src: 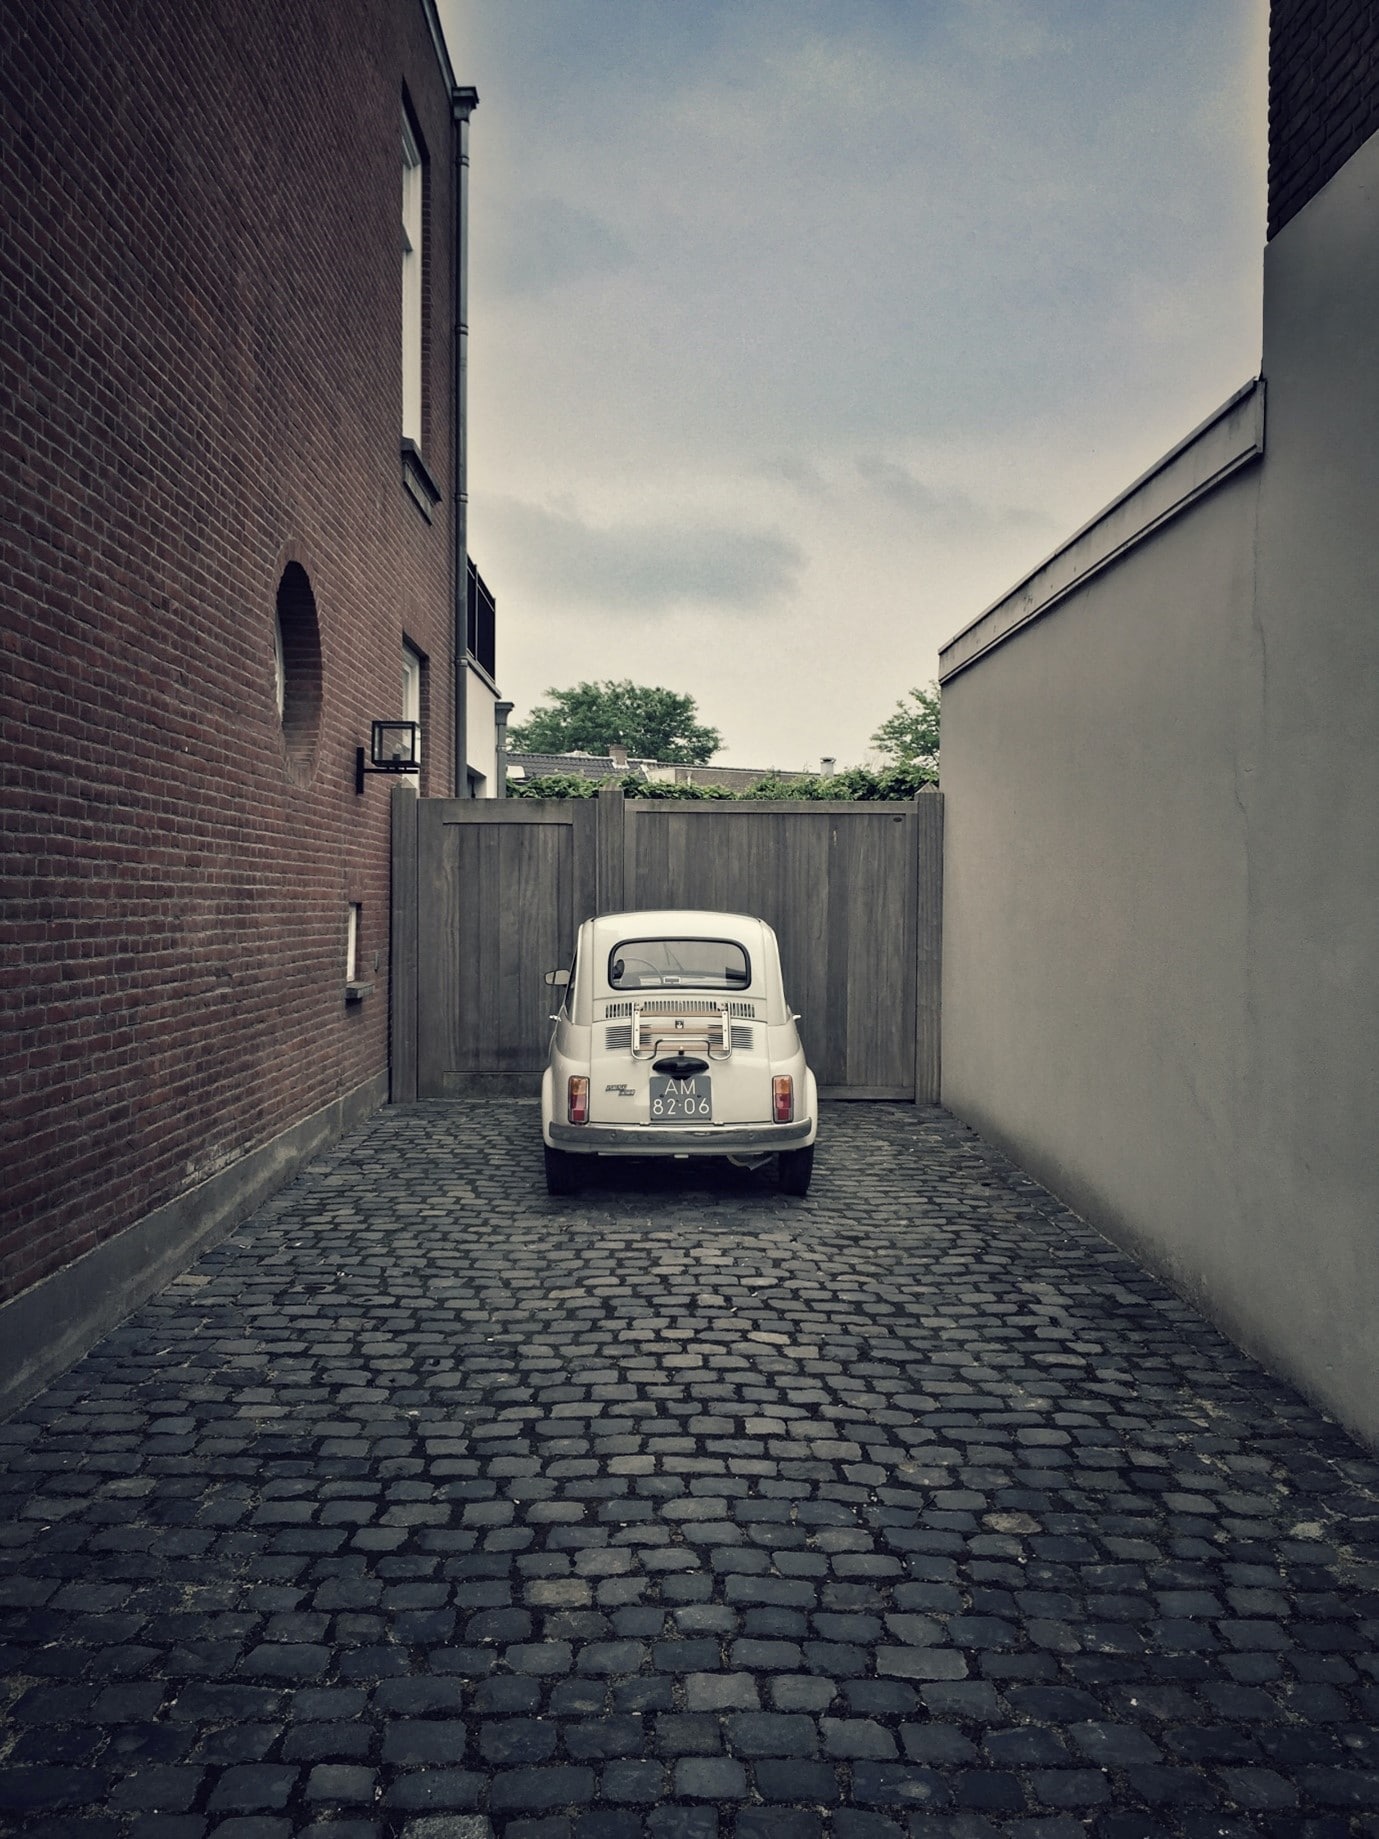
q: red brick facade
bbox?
[1,0,465,1303]
[1268,0,1379,235]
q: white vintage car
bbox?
[541,908,817,1197]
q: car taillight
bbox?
[772,1075,794,1123]
[567,1076,589,1124]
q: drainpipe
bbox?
[451,85,479,795]
[494,700,514,798]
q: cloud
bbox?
[491,196,632,298]
[854,454,1052,538]
[483,497,804,612]
[465,1,1264,477]
[950,0,1055,63]
[758,454,828,495]
[444,0,1267,764]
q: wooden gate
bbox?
[392,786,942,1101]
[391,791,597,1101]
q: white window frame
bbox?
[402,642,423,787]
[401,110,423,444]
[346,903,362,983]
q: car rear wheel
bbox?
[778,1144,814,1196]
[544,1145,581,1196]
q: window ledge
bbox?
[401,439,441,522]
[345,980,375,1004]
[465,652,500,696]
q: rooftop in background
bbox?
[505,750,829,789]
[505,749,655,783]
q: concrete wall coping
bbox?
[938,378,1266,684]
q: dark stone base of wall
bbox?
[0,1072,389,1420]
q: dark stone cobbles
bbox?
[2,1098,1379,1837]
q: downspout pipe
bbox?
[494,700,514,798]
[451,85,478,795]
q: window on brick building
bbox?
[275,563,323,784]
[346,904,362,983]
[402,641,424,789]
[401,108,424,445]
[467,562,497,683]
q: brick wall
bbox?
[1268,0,1379,235]
[0,0,461,1302]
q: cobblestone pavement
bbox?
[2,1101,1378,1839]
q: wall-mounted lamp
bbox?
[356,720,420,793]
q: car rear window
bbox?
[608,938,750,991]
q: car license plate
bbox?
[649,1075,712,1123]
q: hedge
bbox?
[507,763,938,801]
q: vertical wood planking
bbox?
[404,794,942,1102]
[820,813,852,1087]
[466,822,502,1073]
[841,809,915,1092]
[573,798,599,929]
[414,800,602,1082]
[596,787,625,914]
[493,822,556,1071]
[389,785,419,1102]
[416,803,464,1097]
[775,811,830,1082]
[914,791,943,1102]
[462,816,568,1072]
[622,800,904,1091]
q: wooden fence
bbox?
[391,787,942,1102]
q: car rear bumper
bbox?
[547,1118,814,1155]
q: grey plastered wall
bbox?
[939,129,1379,1450]
[1241,131,1379,1441]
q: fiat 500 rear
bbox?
[541,909,817,1197]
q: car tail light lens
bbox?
[772,1075,794,1123]
[567,1076,589,1124]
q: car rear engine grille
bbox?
[602,998,757,1019]
[605,1020,756,1051]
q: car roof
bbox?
[587,909,769,941]
[575,911,784,1010]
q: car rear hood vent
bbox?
[602,998,757,1020]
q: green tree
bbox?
[507,679,722,765]
[871,681,940,774]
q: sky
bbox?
[439,0,1268,770]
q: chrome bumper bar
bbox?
[549,1118,814,1154]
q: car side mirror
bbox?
[545,968,570,987]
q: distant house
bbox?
[506,746,659,785]
[504,749,829,792]
[0,0,493,1412]
[655,763,826,793]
